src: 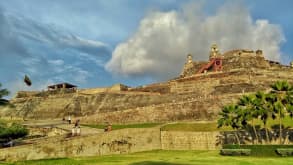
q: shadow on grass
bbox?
[129,161,188,165]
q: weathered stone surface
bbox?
[0,128,222,161]
[0,128,161,161]
[161,131,220,150]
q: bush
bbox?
[276,148,293,156]
[220,149,251,156]
[223,145,293,157]
[0,123,29,140]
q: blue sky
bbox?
[0,0,292,97]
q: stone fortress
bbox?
[1,44,293,124]
[2,44,293,161]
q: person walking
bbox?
[74,119,80,127]
[68,115,71,124]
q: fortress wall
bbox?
[7,92,178,119]
[161,131,220,150]
[90,94,240,124]
[15,91,40,98]
[170,79,220,94]
[78,87,109,95]
[0,128,221,162]
[0,128,161,161]
[77,84,128,95]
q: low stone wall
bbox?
[78,84,128,95]
[0,128,223,161]
[161,131,220,150]
[0,128,161,161]
[0,129,225,162]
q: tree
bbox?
[257,92,274,143]
[270,80,292,144]
[0,83,9,106]
[218,104,241,145]
[238,94,259,144]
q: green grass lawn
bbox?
[81,123,162,130]
[160,122,232,132]
[3,150,293,165]
[82,116,293,132]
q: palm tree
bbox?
[238,94,259,144]
[271,80,292,144]
[255,91,275,143]
[285,90,293,118]
[218,104,241,145]
[0,83,9,106]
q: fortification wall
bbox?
[88,93,240,124]
[0,128,221,161]
[61,84,129,95]
[161,131,220,150]
[5,92,180,120]
[0,128,161,161]
[15,91,40,98]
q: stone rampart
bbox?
[0,128,161,161]
[90,94,240,124]
[77,84,128,95]
[161,131,220,150]
[0,128,223,162]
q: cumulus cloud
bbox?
[106,1,285,80]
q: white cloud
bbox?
[106,2,285,80]
[48,59,64,66]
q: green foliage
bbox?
[220,149,251,156]
[217,104,241,129]
[223,144,293,157]
[218,80,293,144]
[0,83,9,106]
[0,122,29,140]
[271,80,291,91]
[276,148,293,156]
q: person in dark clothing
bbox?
[74,119,80,127]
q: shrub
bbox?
[223,145,293,157]
[0,123,29,140]
[276,148,293,156]
[220,149,251,156]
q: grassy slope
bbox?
[161,122,232,132]
[81,116,293,132]
[3,150,293,165]
[81,123,162,130]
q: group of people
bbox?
[62,115,72,124]
[63,115,81,136]
[71,119,81,136]
[63,115,113,136]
